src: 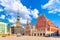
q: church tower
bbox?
[24,20,31,35]
[16,10,21,28]
[26,20,29,26]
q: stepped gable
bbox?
[36,14,58,32]
[36,14,46,29]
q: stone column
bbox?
[42,32,43,36]
[45,27,47,36]
[36,33,38,36]
[41,29,43,36]
[30,30,31,36]
[50,27,51,37]
[39,33,40,36]
[32,33,34,36]
[36,29,38,36]
[10,27,11,36]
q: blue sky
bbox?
[0,0,60,26]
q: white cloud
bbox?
[8,17,31,24]
[0,15,5,19]
[20,18,31,24]
[8,17,16,23]
[0,0,39,24]
[31,9,39,18]
[42,0,60,14]
[0,8,3,12]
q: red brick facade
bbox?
[36,14,58,32]
[36,14,46,31]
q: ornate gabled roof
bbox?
[47,19,58,30]
[26,20,29,25]
[37,14,46,20]
[25,20,31,29]
[47,19,55,27]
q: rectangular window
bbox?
[0,24,5,34]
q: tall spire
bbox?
[16,7,21,27]
[26,20,29,25]
[16,9,20,24]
